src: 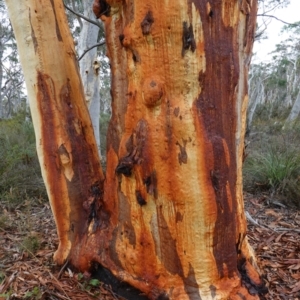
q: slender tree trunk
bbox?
[0,46,3,119]
[78,0,102,155]
[6,0,266,299]
[248,82,265,130]
[285,89,300,124]
[5,0,104,265]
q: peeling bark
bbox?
[77,0,262,298]
[6,0,266,299]
[5,0,104,265]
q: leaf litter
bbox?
[245,193,300,300]
[0,194,299,299]
[0,201,122,300]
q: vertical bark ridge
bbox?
[6,0,266,298]
[72,1,264,299]
[6,0,105,265]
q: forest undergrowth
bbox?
[1,114,300,299]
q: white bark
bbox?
[248,81,265,129]
[78,0,101,155]
[286,89,300,123]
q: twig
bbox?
[275,228,300,233]
[246,211,300,233]
[257,14,300,26]
[46,291,71,300]
[63,2,102,29]
[245,211,274,231]
[48,271,71,300]
[78,41,105,61]
[57,259,69,279]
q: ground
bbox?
[0,195,299,299]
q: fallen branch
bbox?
[246,211,300,233]
[245,211,271,231]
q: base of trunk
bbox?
[91,263,149,299]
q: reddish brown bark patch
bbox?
[37,72,106,241]
[237,258,268,296]
[190,0,239,277]
[156,207,183,276]
[93,0,111,18]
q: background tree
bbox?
[64,0,110,153]
[248,23,300,129]
[5,0,266,299]
[0,0,25,119]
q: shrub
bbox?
[0,114,47,206]
[243,135,300,207]
[21,235,40,255]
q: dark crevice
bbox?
[91,263,149,299]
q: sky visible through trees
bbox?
[254,0,299,61]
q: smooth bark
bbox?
[78,0,102,155]
[6,0,266,299]
[285,89,300,124]
[5,0,104,264]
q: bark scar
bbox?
[29,9,38,53]
[141,11,154,35]
[182,22,196,57]
[176,140,188,165]
[49,0,63,41]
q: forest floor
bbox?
[0,194,299,300]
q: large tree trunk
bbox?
[6,0,266,299]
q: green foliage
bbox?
[88,278,101,287]
[244,129,300,207]
[0,114,46,207]
[21,235,40,255]
[0,214,9,230]
[24,286,42,299]
[76,273,101,296]
[0,271,5,283]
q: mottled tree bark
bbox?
[6,0,266,299]
[5,0,105,265]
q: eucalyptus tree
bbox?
[5,0,266,299]
[248,23,300,128]
[64,0,110,157]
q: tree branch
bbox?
[63,2,102,29]
[257,14,300,26]
[78,41,105,61]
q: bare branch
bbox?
[63,2,102,29]
[78,41,105,61]
[257,14,300,26]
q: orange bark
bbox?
[7,0,266,298]
[5,0,105,265]
[69,0,265,299]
